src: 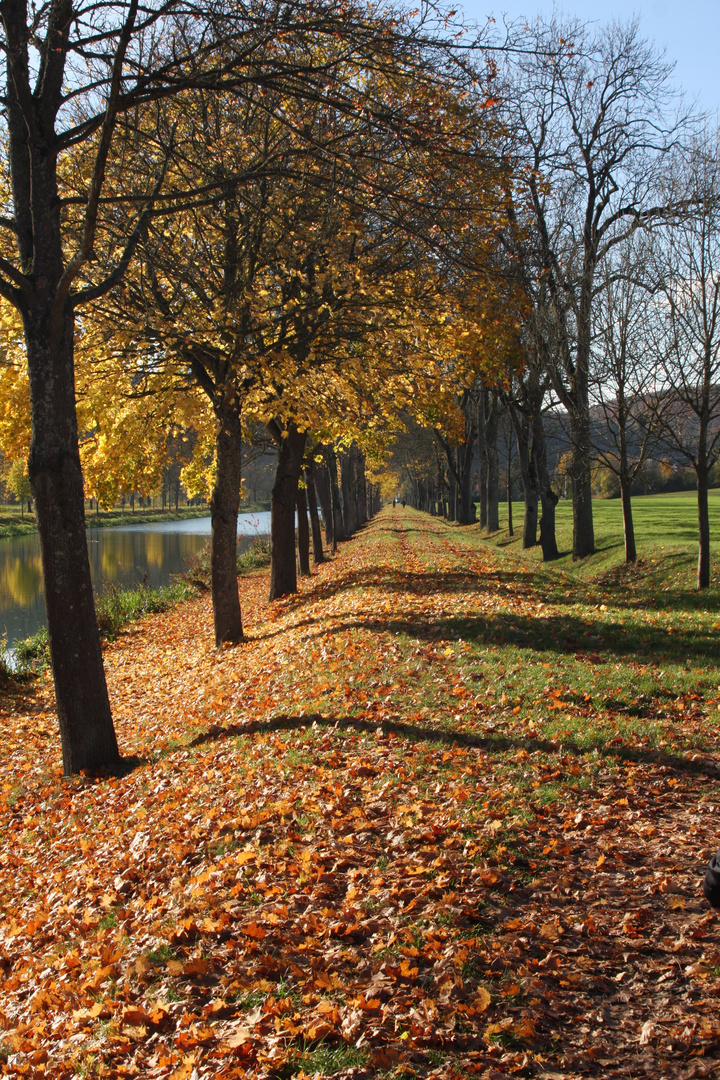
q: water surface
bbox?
[0,512,270,650]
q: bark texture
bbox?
[484,389,500,533]
[296,485,311,577]
[570,408,595,558]
[269,423,307,599]
[210,409,244,645]
[533,410,559,562]
[620,475,637,564]
[314,460,334,548]
[697,466,711,590]
[326,448,344,547]
[305,463,325,565]
[27,308,120,775]
[340,450,357,536]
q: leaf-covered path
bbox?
[2,509,720,1079]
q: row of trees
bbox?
[1,3,717,773]
[500,19,720,582]
[0,0,507,773]
[390,15,719,584]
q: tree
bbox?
[645,135,720,588]
[434,390,476,524]
[589,240,662,563]
[4,456,30,514]
[506,358,559,560]
[0,0,346,771]
[503,15,689,559]
[0,0,491,771]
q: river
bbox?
[0,511,271,650]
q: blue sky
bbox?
[458,1,720,114]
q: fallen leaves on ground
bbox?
[1,509,719,1079]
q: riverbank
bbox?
[4,536,271,678]
[0,504,212,540]
[1,509,718,1078]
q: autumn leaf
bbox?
[0,509,718,1079]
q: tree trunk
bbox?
[538,489,559,561]
[478,456,487,528]
[447,461,456,521]
[355,447,368,525]
[210,409,244,645]
[458,470,473,523]
[620,472,637,564]
[26,307,120,775]
[521,486,537,548]
[458,446,476,524]
[570,409,595,558]
[314,459,334,549]
[305,464,325,565]
[269,423,307,600]
[486,452,499,531]
[326,447,344,547]
[532,409,559,561]
[697,464,711,589]
[366,481,376,518]
[340,450,357,536]
[509,390,541,549]
[485,391,500,533]
[296,485,311,577]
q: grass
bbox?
[83,505,210,530]
[237,536,271,573]
[280,1042,368,1078]
[238,500,271,513]
[7,536,272,677]
[2,506,720,1077]
[8,580,197,676]
[185,536,271,589]
[95,580,197,640]
[0,506,38,538]
[11,626,50,674]
[409,511,719,763]
[485,488,720,586]
[303,506,720,786]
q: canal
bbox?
[0,511,271,650]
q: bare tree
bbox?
[589,238,664,563]
[503,14,690,559]
[645,135,720,588]
[480,383,501,532]
[507,358,559,561]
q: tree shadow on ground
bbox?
[187,711,720,778]
[372,525,431,536]
[283,566,535,610]
[587,551,720,613]
[255,606,719,666]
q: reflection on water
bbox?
[0,512,270,650]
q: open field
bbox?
[0,508,719,1078]
[486,489,720,588]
